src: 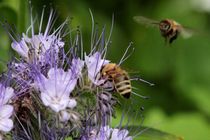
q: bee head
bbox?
[159,20,171,32]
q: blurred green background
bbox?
[0,0,209,140]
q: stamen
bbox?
[104,14,114,53]
[118,42,134,66]
[89,9,96,52]
[39,6,46,33]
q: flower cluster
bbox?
[0,9,146,140]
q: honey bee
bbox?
[133,16,194,44]
[99,63,131,99]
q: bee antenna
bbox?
[131,91,150,99]
[131,76,155,86]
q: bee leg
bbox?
[132,91,150,99]
[122,93,131,99]
[164,37,170,47]
[169,31,178,44]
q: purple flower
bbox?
[37,68,76,112]
[11,34,64,62]
[0,105,14,132]
[11,39,29,59]
[0,84,14,105]
[85,52,110,85]
[0,84,14,133]
[11,10,65,63]
[82,125,132,140]
[34,58,84,113]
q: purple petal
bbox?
[0,118,13,132]
[0,105,14,118]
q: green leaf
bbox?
[17,0,28,32]
[139,126,184,140]
[0,5,17,24]
[0,0,28,32]
[0,5,17,72]
[127,126,183,140]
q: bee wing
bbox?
[179,26,195,38]
[133,16,159,28]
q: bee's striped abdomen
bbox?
[100,63,132,99]
[114,76,131,99]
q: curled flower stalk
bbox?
[0,8,148,140]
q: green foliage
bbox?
[144,108,210,140]
[137,126,184,140]
[0,2,17,71]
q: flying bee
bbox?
[133,16,194,44]
[99,63,131,99]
